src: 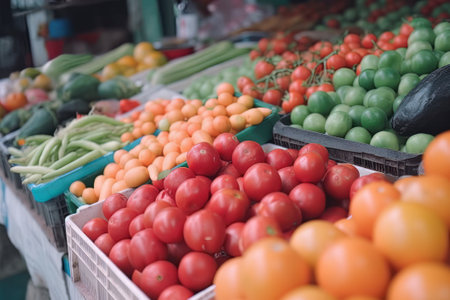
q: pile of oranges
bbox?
[70,83,273,204]
[214,131,450,300]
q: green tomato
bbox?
[353,76,360,87]
[307,91,335,116]
[343,86,366,106]
[158,118,170,131]
[370,131,400,151]
[366,92,394,118]
[410,17,432,29]
[361,107,388,134]
[199,82,214,98]
[345,127,372,144]
[336,86,352,103]
[303,113,326,133]
[359,69,376,90]
[405,41,433,59]
[331,104,351,114]
[439,51,450,68]
[348,105,366,127]
[413,1,427,13]
[411,50,438,75]
[398,73,420,96]
[419,74,428,80]
[344,8,358,21]
[290,124,303,129]
[408,28,436,46]
[290,105,310,126]
[434,31,450,52]
[393,95,405,113]
[333,68,356,89]
[374,68,401,90]
[376,17,391,30]
[360,55,379,71]
[396,47,407,58]
[325,111,353,138]
[378,51,402,72]
[377,86,397,100]
[405,133,434,154]
[433,22,450,36]
[369,2,381,11]
[400,60,413,75]
[434,50,445,61]
[327,91,341,106]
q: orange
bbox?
[175,152,187,165]
[148,142,163,156]
[393,175,416,194]
[205,98,218,109]
[258,107,272,117]
[242,108,264,125]
[115,169,125,181]
[124,159,143,171]
[138,149,156,166]
[186,122,201,136]
[148,164,160,182]
[214,257,246,300]
[373,202,448,270]
[69,181,85,197]
[165,109,184,124]
[191,130,213,145]
[334,218,359,237]
[163,142,180,156]
[4,92,28,111]
[121,132,134,143]
[213,115,231,133]
[145,102,165,116]
[188,99,203,109]
[152,156,164,171]
[217,93,234,106]
[129,144,144,157]
[180,137,194,153]
[229,114,246,131]
[216,82,235,95]
[423,130,450,180]
[124,166,149,188]
[387,262,450,300]
[140,122,156,135]
[226,102,247,116]
[104,163,121,178]
[156,131,169,145]
[240,237,311,300]
[316,237,391,299]
[131,110,141,121]
[290,220,346,269]
[237,95,254,109]
[344,297,380,300]
[399,175,450,228]
[165,98,185,112]
[181,104,197,118]
[202,117,220,137]
[139,111,154,123]
[111,180,128,194]
[82,188,98,204]
[117,55,138,68]
[212,105,228,117]
[131,127,143,139]
[140,135,157,147]
[280,285,338,300]
[118,153,134,168]
[349,181,400,238]
[134,42,154,62]
[93,175,106,197]
[188,115,203,124]
[162,152,179,171]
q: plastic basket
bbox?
[273,114,422,177]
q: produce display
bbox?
[69,84,274,204]
[8,115,132,185]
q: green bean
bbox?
[58,134,69,159]
[41,150,103,180]
[24,135,53,144]
[11,165,54,174]
[49,152,78,170]
[28,142,47,166]
[8,147,25,158]
[38,137,61,166]
[66,115,126,131]
[22,174,41,185]
[67,140,107,155]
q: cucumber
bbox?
[42,54,93,80]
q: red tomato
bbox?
[282,91,305,113]
[155,189,176,206]
[258,38,269,52]
[393,34,408,49]
[216,163,241,178]
[242,84,262,99]
[129,214,146,237]
[266,148,294,170]
[349,172,387,200]
[158,285,194,300]
[317,83,334,92]
[345,51,362,68]
[183,209,226,254]
[210,174,239,195]
[344,33,360,44]
[239,216,282,252]
[178,252,217,292]
[152,179,164,191]
[206,188,250,225]
[127,184,159,214]
[175,177,210,215]
[249,49,260,60]
[164,167,195,198]
[224,222,245,257]
[258,192,303,231]
[237,76,254,92]
[109,239,133,276]
[319,206,348,223]
[320,45,333,58]
[94,233,115,256]
[143,201,172,228]
[289,80,307,95]
[262,89,283,106]
[275,75,291,91]
[134,261,179,299]
[285,148,298,159]
[289,183,326,220]
[167,241,191,266]
[291,66,312,81]
[272,39,288,54]
[128,228,168,271]
[153,207,186,243]
[326,54,347,70]
[293,152,326,183]
[327,159,337,169]
[305,85,319,99]
[298,143,328,161]
[82,217,108,242]
[323,164,360,201]
[278,166,300,194]
[102,193,127,220]
[379,31,395,42]
[399,23,413,36]
[108,208,138,242]
[213,133,240,162]
[186,142,222,177]
[254,60,275,79]
[243,163,282,202]
[232,141,265,175]
[339,43,351,53]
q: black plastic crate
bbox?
[273,114,422,177]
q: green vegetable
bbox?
[97,76,141,99]
[151,42,249,85]
[0,109,32,135]
[61,74,100,102]
[17,107,58,140]
[56,99,91,122]
[42,54,93,80]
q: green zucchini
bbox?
[0,109,32,135]
[17,107,58,140]
[62,74,100,102]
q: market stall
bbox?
[1,0,450,299]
